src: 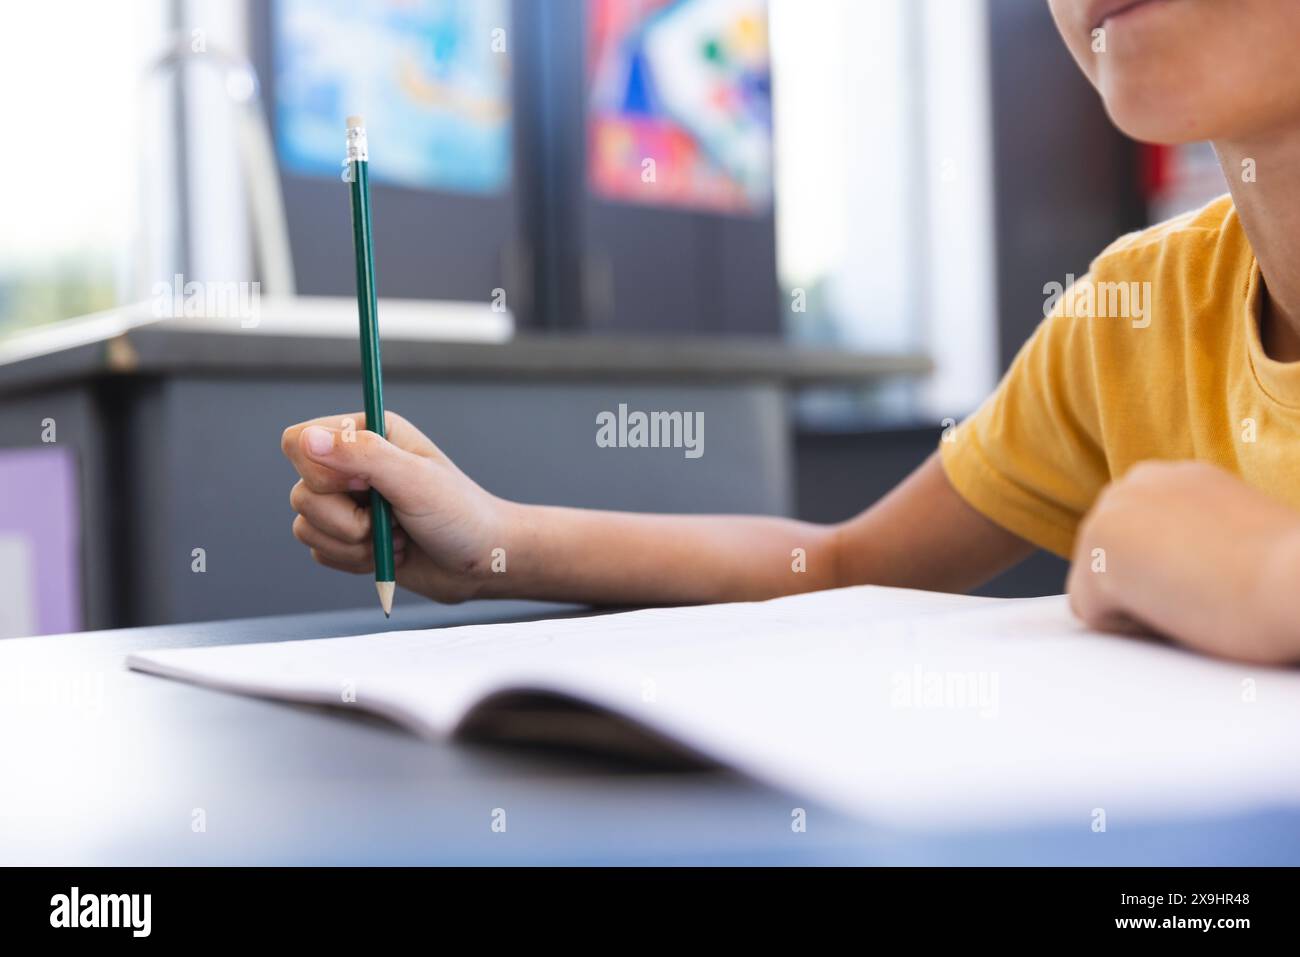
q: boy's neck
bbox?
[1216,132,1300,363]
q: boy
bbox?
[282,0,1300,665]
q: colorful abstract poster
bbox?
[587,0,773,215]
[274,0,511,195]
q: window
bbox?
[772,0,998,417]
[0,2,167,335]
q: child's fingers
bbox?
[292,515,408,566]
[310,545,408,576]
[310,549,372,575]
[290,481,370,544]
[293,515,375,567]
[295,426,435,514]
[281,411,443,462]
[282,415,370,494]
[283,442,357,495]
[281,413,366,460]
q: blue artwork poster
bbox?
[274,0,511,195]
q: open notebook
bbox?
[127,586,1300,828]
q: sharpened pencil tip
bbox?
[376,580,395,617]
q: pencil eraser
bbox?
[346,115,365,130]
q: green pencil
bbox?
[345,115,395,616]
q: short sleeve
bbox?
[940,279,1111,558]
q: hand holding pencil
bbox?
[282,409,511,606]
[279,109,516,616]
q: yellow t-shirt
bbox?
[941,193,1300,559]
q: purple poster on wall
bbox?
[0,446,81,638]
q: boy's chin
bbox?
[1097,83,1217,146]
[1103,109,1204,147]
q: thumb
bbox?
[300,425,430,513]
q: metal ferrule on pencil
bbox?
[345,124,368,163]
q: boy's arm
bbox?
[1066,460,1300,665]
[491,453,1035,605]
[282,414,1034,607]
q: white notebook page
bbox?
[127,586,1300,828]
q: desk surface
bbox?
[3,601,1298,866]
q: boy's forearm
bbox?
[478,501,843,605]
[1101,530,1300,665]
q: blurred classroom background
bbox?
[0,0,1227,636]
